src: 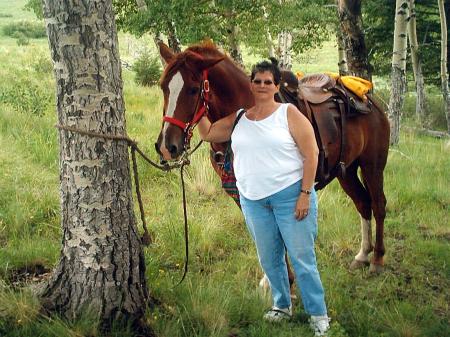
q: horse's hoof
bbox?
[369,263,384,274]
[349,259,370,270]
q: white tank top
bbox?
[231,103,304,200]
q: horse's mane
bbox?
[161,41,233,83]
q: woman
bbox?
[197,59,330,336]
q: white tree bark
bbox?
[407,0,427,126]
[228,23,244,67]
[337,28,349,75]
[278,31,293,70]
[41,0,149,326]
[388,0,409,145]
[438,0,450,133]
[262,5,275,58]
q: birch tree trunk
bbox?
[338,0,371,80]
[262,6,275,58]
[388,0,409,145]
[228,23,244,67]
[167,20,181,53]
[337,28,349,75]
[41,0,149,327]
[278,31,293,70]
[438,0,450,133]
[407,0,427,126]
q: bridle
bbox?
[159,67,211,285]
[162,69,210,153]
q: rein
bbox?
[55,124,203,284]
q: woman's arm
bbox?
[286,104,319,220]
[197,113,237,143]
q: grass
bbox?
[0,1,449,336]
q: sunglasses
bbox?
[252,79,274,86]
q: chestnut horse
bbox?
[155,41,389,275]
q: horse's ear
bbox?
[189,55,225,72]
[158,42,175,64]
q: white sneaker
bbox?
[309,315,330,336]
[263,306,292,322]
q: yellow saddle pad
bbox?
[324,72,373,99]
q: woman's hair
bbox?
[250,57,281,85]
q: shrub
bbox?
[0,13,13,18]
[2,20,46,39]
[15,32,30,46]
[33,55,53,74]
[0,76,52,116]
[131,52,162,87]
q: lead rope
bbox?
[177,162,189,285]
[55,124,203,267]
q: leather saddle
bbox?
[278,71,375,189]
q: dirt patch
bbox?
[6,261,51,288]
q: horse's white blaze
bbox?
[163,71,184,138]
[355,216,373,262]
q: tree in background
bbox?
[407,0,427,126]
[438,0,450,133]
[364,0,449,86]
[337,0,371,80]
[40,0,149,331]
[113,0,332,67]
[388,0,409,145]
[336,28,349,75]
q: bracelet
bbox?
[301,189,311,195]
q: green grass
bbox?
[0,1,449,336]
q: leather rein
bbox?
[161,69,211,285]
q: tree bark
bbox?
[278,31,293,70]
[167,20,181,53]
[407,0,427,126]
[262,6,275,58]
[438,0,450,134]
[41,0,149,327]
[228,23,244,67]
[337,28,349,75]
[338,0,371,80]
[388,0,409,145]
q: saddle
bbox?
[278,72,375,189]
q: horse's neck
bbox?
[207,62,253,122]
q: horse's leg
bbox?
[258,250,296,299]
[360,164,387,274]
[337,162,374,269]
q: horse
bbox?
[154,41,389,276]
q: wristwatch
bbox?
[301,189,311,195]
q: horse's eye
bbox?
[187,87,199,95]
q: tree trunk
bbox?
[41,0,149,327]
[388,0,409,145]
[438,0,450,134]
[228,24,244,67]
[167,20,181,53]
[407,0,427,126]
[262,6,275,58]
[278,31,293,70]
[338,0,371,81]
[337,28,349,75]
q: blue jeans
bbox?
[240,180,327,316]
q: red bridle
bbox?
[162,69,210,147]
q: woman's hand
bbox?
[295,193,310,220]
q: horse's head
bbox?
[155,42,224,161]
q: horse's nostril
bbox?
[169,145,178,155]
